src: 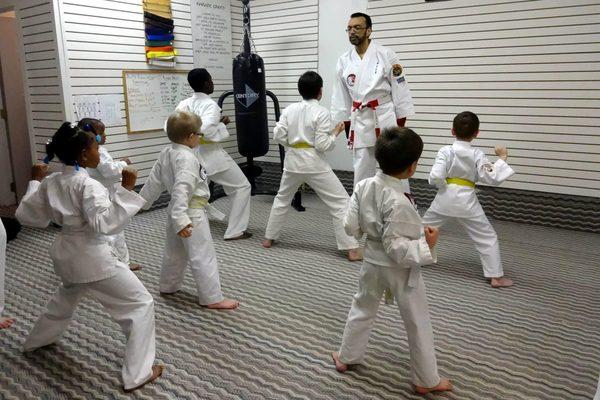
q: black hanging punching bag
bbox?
[233,0,269,158]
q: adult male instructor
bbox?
[331,12,415,189]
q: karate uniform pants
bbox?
[422,209,504,278]
[208,156,251,239]
[338,261,440,388]
[353,147,410,193]
[160,211,224,305]
[0,221,6,316]
[594,375,600,400]
[264,170,359,250]
[23,263,156,390]
[109,231,130,265]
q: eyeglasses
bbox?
[346,26,367,33]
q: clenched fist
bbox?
[121,167,138,190]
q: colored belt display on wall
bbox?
[143,0,176,67]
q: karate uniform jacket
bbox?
[427,140,515,218]
[87,146,127,196]
[344,171,435,286]
[175,92,231,175]
[139,143,211,233]
[273,99,337,174]
[331,40,414,149]
[15,166,145,284]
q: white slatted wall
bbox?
[367,0,600,198]
[17,0,65,163]
[235,0,319,163]
[56,0,243,182]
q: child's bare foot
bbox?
[129,263,142,271]
[205,298,239,310]
[262,239,274,248]
[491,277,514,288]
[331,352,348,373]
[347,248,362,261]
[123,364,164,393]
[0,317,15,329]
[415,378,453,395]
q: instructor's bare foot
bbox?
[347,248,363,261]
[123,364,164,393]
[491,277,514,288]
[331,352,348,373]
[262,239,274,248]
[206,298,239,310]
[0,317,15,329]
[415,378,453,395]
[129,263,142,271]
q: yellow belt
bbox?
[446,177,475,188]
[146,50,177,58]
[290,142,313,149]
[199,138,216,145]
[189,196,209,209]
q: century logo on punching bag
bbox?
[235,84,260,108]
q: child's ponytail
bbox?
[45,122,94,166]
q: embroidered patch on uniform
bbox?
[484,164,494,173]
[392,64,403,76]
[346,74,356,87]
[200,168,207,180]
[396,76,405,83]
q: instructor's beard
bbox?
[349,35,362,46]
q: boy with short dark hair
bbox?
[175,68,252,241]
[332,127,452,395]
[262,71,362,261]
[422,111,515,288]
[140,110,239,309]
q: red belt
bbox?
[349,99,381,149]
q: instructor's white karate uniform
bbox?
[88,146,132,264]
[331,40,414,189]
[422,140,515,278]
[339,171,440,389]
[175,93,251,239]
[140,143,224,305]
[15,166,155,391]
[0,220,6,318]
[264,99,359,250]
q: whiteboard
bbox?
[122,70,194,133]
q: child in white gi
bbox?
[331,127,452,395]
[174,68,252,241]
[422,111,515,288]
[0,219,15,329]
[139,111,239,310]
[16,122,162,392]
[262,71,362,261]
[78,118,141,271]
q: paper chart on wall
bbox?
[191,0,232,80]
[123,70,193,133]
[72,94,123,127]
